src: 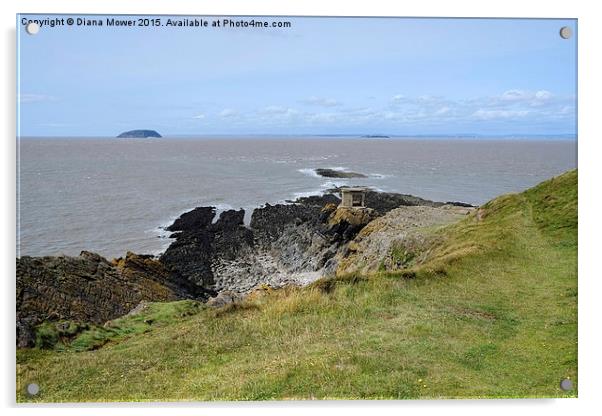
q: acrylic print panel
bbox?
[16,14,577,402]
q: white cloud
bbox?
[434,106,451,116]
[500,89,529,101]
[300,96,340,107]
[218,109,239,118]
[535,90,552,100]
[472,109,530,120]
[391,94,447,107]
[497,89,554,106]
[192,114,206,119]
[307,112,339,123]
[382,111,400,120]
[208,88,572,130]
[260,106,299,117]
[261,105,287,114]
[416,95,438,103]
[305,89,573,126]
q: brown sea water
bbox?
[17,137,576,258]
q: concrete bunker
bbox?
[339,187,367,208]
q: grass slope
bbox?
[17,170,577,402]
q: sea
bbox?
[17,137,577,259]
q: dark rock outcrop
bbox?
[292,193,341,207]
[117,129,162,138]
[315,168,367,178]
[112,251,204,298]
[160,208,254,290]
[250,203,323,247]
[16,251,203,347]
[363,190,440,213]
[445,201,476,208]
[161,186,470,296]
[325,187,474,215]
[160,195,381,295]
[166,206,215,232]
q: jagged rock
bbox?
[336,205,474,275]
[363,190,441,213]
[315,168,367,178]
[160,227,215,287]
[324,187,473,215]
[121,301,151,318]
[445,201,475,208]
[250,203,322,247]
[113,251,204,298]
[325,207,379,243]
[158,186,473,295]
[212,210,254,260]
[164,201,379,294]
[16,251,204,347]
[294,194,341,207]
[160,208,255,290]
[328,207,377,228]
[166,206,215,232]
[206,291,243,308]
[214,209,245,229]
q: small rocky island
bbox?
[117,129,162,138]
[315,168,367,178]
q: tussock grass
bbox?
[17,170,577,402]
[33,300,205,352]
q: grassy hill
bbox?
[16,170,577,401]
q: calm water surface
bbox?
[17,137,577,258]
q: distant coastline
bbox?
[18,134,578,141]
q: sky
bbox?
[17,15,577,137]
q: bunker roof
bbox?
[340,187,368,192]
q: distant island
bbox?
[117,129,162,138]
[361,134,390,138]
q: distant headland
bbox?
[117,129,162,138]
[361,134,390,138]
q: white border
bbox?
[2,1,600,415]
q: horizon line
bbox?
[18,133,578,139]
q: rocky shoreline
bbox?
[16,187,475,347]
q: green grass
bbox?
[30,300,204,352]
[16,170,577,402]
